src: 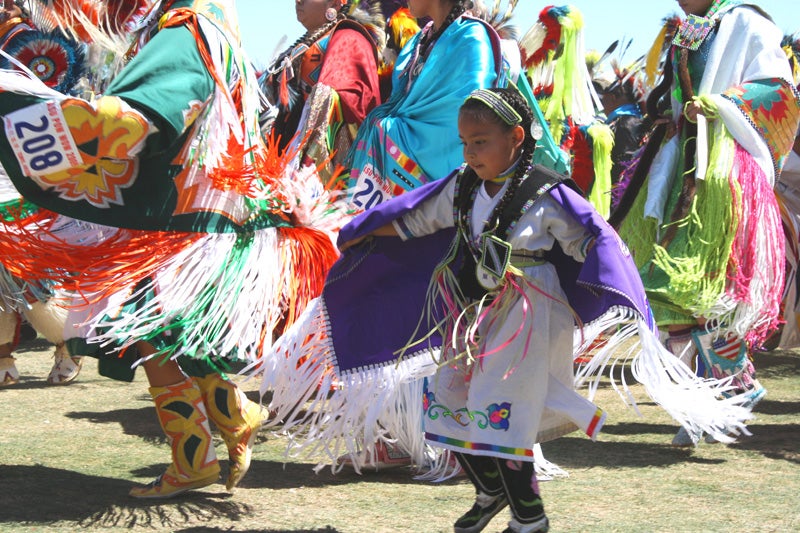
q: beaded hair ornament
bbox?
[465,88,544,140]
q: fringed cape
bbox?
[0,0,344,376]
[259,169,754,473]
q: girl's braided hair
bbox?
[459,87,537,227]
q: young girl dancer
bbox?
[263,87,753,530]
[339,87,619,532]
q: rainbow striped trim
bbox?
[425,432,534,458]
[385,136,426,189]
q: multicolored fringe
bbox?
[650,123,785,346]
[0,160,347,366]
[518,5,613,215]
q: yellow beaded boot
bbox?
[195,373,263,491]
[129,378,220,499]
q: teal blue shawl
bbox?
[346,16,503,207]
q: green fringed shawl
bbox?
[620,121,738,323]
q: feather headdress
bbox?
[518,5,614,216]
[588,38,647,114]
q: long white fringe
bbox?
[574,309,753,444]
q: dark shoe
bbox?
[502,516,549,533]
[454,492,508,533]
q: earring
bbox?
[530,119,544,141]
[325,7,338,21]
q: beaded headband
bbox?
[465,89,522,126]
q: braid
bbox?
[271,2,351,70]
[419,0,469,51]
[491,89,535,224]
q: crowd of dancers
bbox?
[0,1,797,532]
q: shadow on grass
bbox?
[66,407,165,444]
[237,458,456,490]
[549,421,800,468]
[755,350,800,378]
[64,406,434,489]
[176,526,340,533]
[753,398,800,415]
[540,436,726,469]
[124,456,432,493]
[0,464,250,529]
[14,337,54,353]
[727,422,800,464]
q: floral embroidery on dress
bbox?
[423,389,512,431]
[487,402,511,430]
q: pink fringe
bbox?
[727,145,785,346]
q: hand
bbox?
[683,101,704,123]
[653,118,678,140]
[339,234,370,252]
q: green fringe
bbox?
[588,123,614,218]
[617,175,658,270]
[651,122,738,314]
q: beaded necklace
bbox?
[671,0,734,51]
[488,159,519,183]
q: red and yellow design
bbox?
[32,96,150,207]
[722,78,800,174]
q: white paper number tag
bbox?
[351,163,390,211]
[4,101,83,177]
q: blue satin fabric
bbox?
[346,16,501,204]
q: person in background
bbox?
[259,0,383,185]
[592,63,650,185]
[609,0,800,446]
[345,0,505,209]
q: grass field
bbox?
[1,338,798,532]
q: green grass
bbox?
[1,339,798,532]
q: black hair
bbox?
[417,0,470,58]
[459,86,537,226]
[272,1,354,69]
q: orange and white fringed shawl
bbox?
[0,1,351,366]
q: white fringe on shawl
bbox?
[258,293,756,477]
[255,296,439,475]
[574,308,754,445]
[255,296,572,480]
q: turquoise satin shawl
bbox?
[346,16,502,209]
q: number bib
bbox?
[351,163,391,211]
[4,101,83,177]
